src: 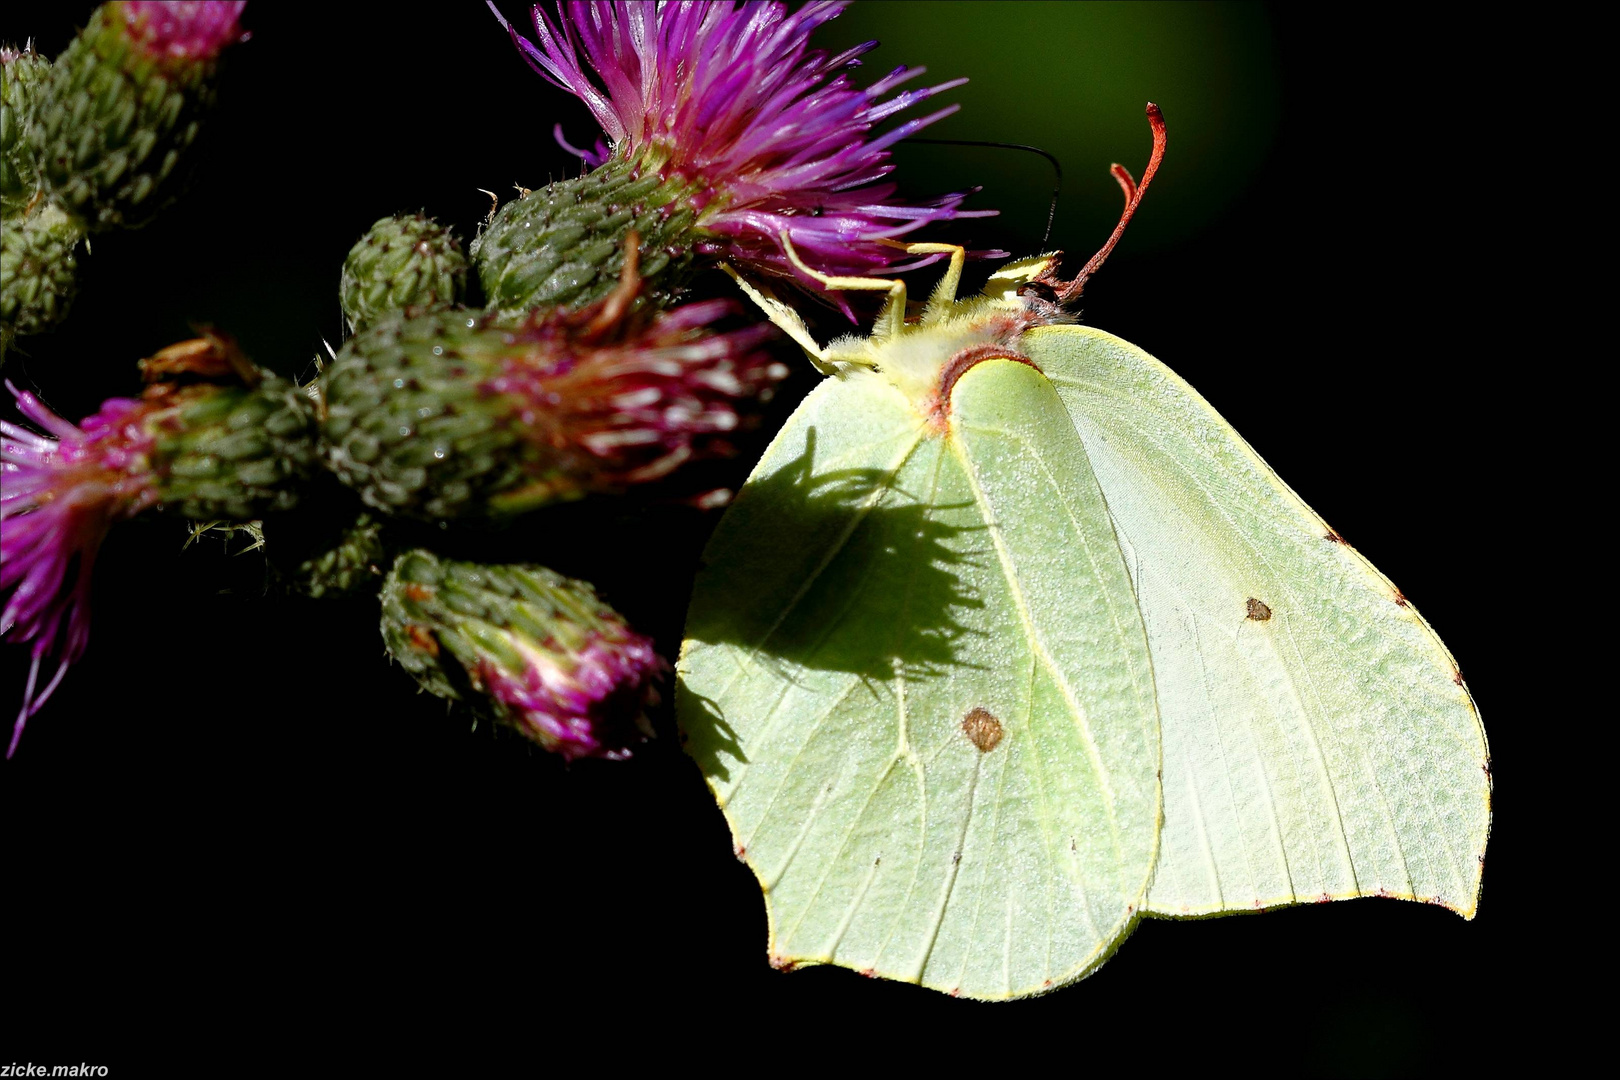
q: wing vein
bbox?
[946,431,1125,859]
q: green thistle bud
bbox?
[1,200,84,353]
[1,45,51,216]
[135,332,321,520]
[472,161,697,318]
[320,262,780,520]
[339,213,468,333]
[29,1,246,230]
[146,378,318,521]
[381,549,662,761]
[321,306,529,521]
[290,512,387,599]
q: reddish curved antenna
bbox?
[1058,103,1167,302]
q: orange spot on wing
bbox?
[961,707,1004,753]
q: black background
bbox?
[2,3,1564,1074]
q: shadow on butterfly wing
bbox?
[679,426,988,778]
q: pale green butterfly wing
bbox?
[678,360,1160,999]
[1025,324,1490,918]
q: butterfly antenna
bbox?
[1057,103,1167,303]
[905,138,1063,249]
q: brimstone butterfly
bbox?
[675,106,1490,1000]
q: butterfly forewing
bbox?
[679,360,1160,998]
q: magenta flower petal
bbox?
[494,1,995,286]
[1,383,161,756]
[476,627,664,762]
[478,296,787,490]
[117,1,249,63]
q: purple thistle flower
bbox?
[1,384,161,757]
[473,614,663,762]
[117,1,249,64]
[493,1,994,289]
[382,550,665,761]
[478,288,787,491]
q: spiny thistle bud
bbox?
[290,511,386,599]
[133,332,321,519]
[473,163,696,318]
[1,200,84,354]
[381,549,661,761]
[142,376,318,520]
[1,45,51,216]
[1,331,317,753]
[476,1,993,317]
[321,251,782,520]
[339,214,469,334]
[29,1,247,230]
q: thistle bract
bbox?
[1,200,84,355]
[321,273,782,520]
[340,214,468,334]
[142,374,319,521]
[476,0,991,314]
[382,549,661,761]
[29,0,247,229]
[290,512,386,599]
[1,45,50,216]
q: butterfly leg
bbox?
[876,241,967,311]
[778,231,911,342]
[719,263,837,374]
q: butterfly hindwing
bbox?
[1025,325,1490,918]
